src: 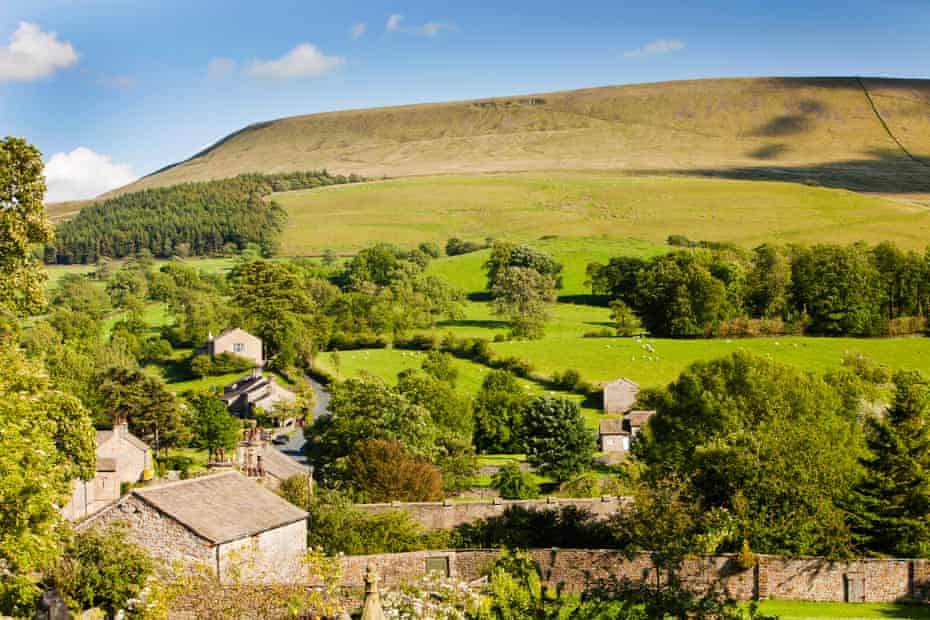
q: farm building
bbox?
[80,471,308,583]
[602,377,640,414]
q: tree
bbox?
[344,439,444,502]
[484,241,563,291]
[0,346,95,615]
[609,299,640,336]
[523,396,595,482]
[97,367,188,453]
[396,368,473,439]
[0,137,52,316]
[188,392,241,457]
[491,266,557,338]
[635,352,863,557]
[746,244,793,320]
[473,370,530,454]
[491,462,539,499]
[421,350,459,385]
[849,371,930,557]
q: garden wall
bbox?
[354,496,630,530]
[338,549,930,603]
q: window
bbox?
[233,343,245,353]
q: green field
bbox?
[755,600,930,619]
[275,174,930,255]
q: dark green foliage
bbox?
[849,371,930,557]
[187,391,241,454]
[52,527,152,617]
[48,171,360,264]
[49,274,112,320]
[523,396,595,482]
[491,462,539,499]
[189,351,255,377]
[634,352,863,557]
[396,369,473,438]
[421,350,458,385]
[344,439,444,502]
[473,370,530,453]
[97,366,188,453]
[445,237,485,256]
[459,506,614,549]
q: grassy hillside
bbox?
[111,77,930,197]
[275,173,930,255]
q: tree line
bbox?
[587,237,930,337]
[46,171,363,264]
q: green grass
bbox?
[275,174,930,256]
[755,600,930,619]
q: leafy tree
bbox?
[106,268,148,308]
[491,266,557,338]
[188,391,241,456]
[345,439,444,502]
[50,274,112,320]
[484,241,563,291]
[421,350,459,385]
[609,299,640,336]
[746,244,793,320]
[473,370,530,453]
[491,462,539,499]
[586,256,646,302]
[52,526,153,617]
[0,346,96,615]
[97,367,188,453]
[848,370,930,557]
[635,352,863,556]
[342,243,402,289]
[396,368,473,438]
[522,396,595,482]
[0,137,52,316]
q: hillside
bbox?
[113,77,930,196]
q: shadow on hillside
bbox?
[557,294,609,306]
[641,149,930,194]
[436,318,510,331]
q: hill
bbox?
[112,77,930,197]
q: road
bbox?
[273,376,330,465]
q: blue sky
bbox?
[1,0,927,201]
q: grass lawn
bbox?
[755,600,930,619]
[275,174,930,256]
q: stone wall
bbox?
[336,549,930,603]
[218,519,307,584]
[355,497,629,530]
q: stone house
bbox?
[603,377,640,414]
[238,428,310,489]
[79,471,308,583]
[625,410,657,438]
[63,419,151,521]
[220,370,297,419]
[207,327,263,367]
[598,418,630,454]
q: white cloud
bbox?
[207,57,236,80]
[624,38,686,58]
[385,14,453,37]
[0,21,78,81]
[246,43,344,79]
[350,22,367,40]
[44,147,137,202]
[386,14,404,33]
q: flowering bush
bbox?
[381,573,485,620]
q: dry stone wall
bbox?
[337,549,930,603]
[355,497,629,530]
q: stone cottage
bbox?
[602,377,640,414]
[63,419,151,521]
[220,370,297,418]
[625,410,657,438]
[80,471,308,583]
[207,327,264,367]
[598,418,630,454]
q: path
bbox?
[273,376,330,465]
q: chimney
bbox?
[115,416,128,439]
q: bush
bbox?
[736,539,756,571]
[583,328,615,338]
[345,439,444,503]
[491,463,539,499]
[328,331,390,350]
[557,473,626,498]
[189,352,255,378]
[551,369,582,391]
[460,505,615,549]
[497,356,534,378]
[446,237,485,256]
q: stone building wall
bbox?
[336,549,930,603]
[354,497,630,530]
[77,496,214,569]
[218,519,307,583]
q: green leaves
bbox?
[523,396,595,482]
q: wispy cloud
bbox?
[246,43,344,79]
[350,22,367,40]
[45,147,136,202]
[385,14,453,37]
[0,21,78,81]
[207,57,236,80]
[624,38,686,58]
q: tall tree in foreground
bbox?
[849,370,930,557]
[522,396,595,482]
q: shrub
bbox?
[491,463,539,499]
[345,439,444,503]
[446,237,485,256]
[583,328,615,338]
[736,539,756,570]
[497,356,534,378]
[551,369,582,391]
[557,473,626,498]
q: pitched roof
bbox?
[132,471,306,544]
[605,377,640,389]
[95,429,149,452]
[215,327,258,341]
[260,446,310,481]
[599,418,627,435]
[627,410,657,427]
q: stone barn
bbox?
[80,471,307,583]
[603,377,640,414]
[598,418,630,454]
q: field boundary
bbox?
[857,77,930,168]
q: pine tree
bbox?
[850,370,930,557]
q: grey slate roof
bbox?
[132,471,307,544]
[260,446,310,481]
[598,418,627,436]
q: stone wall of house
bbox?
[354,497,630,530]
[97,431,149,485]
[336,550,930,603]
[218,519,307,584]
[77,496,214,569]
